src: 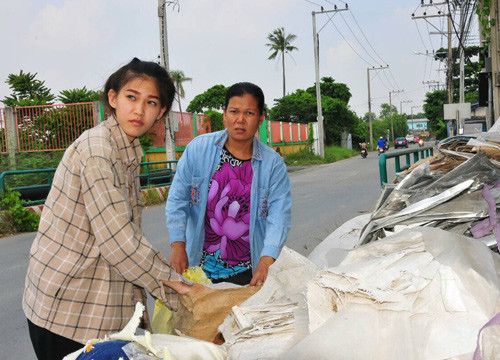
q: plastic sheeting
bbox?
[283,227,500,360]
[219,247,319,360]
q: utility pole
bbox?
[490,0,500,123]
[411,105,420,134]
[422,80,441,90]
[400,100,412,124]
[158,0,176,162]
[412,9,452,103]
[367,65,389,150]
[459,3,465,104]
[389,90,404,142]
[312,5,348,157]
[447,13,454,104]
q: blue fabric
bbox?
[166,130,292,271]
[377,139,386,148]
[76,341,129,360]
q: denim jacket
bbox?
[166,130,292,271]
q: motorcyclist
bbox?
[377,136,386,152]
[359,142,368,158]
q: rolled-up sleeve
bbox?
[81,156,186,309]
[260,158,292,259]
[166,143,194,244]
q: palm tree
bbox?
[266,27,298,97]
[170,70,192,114]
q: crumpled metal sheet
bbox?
[360,154,500,247]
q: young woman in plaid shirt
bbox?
[23,58,203,360]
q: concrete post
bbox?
[5,107,17,168]
[93,101,103,125]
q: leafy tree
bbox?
[322,97,357,145]
[170,70,192,114]
[423,90,447,139]
[362,111,377,122]
[306,77,352,104]
[434,45,481,103]
[58,86,102,104]
[2,70,54,106]
[186,85,227,114]
[379,103,398,119]
[268,89,316,123]
[204,110,224,132]
[269,77,357,145]
[266,27,298,97]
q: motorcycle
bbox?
[378,146,385,156]
[361,148,368,158]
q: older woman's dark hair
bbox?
[225,82,265,115]
[103,57,176,117]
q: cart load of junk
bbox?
[65,124,500,360]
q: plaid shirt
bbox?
[23,116,185,343]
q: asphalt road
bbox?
[0,147,398,358]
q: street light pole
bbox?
[311,6,348,158]
[367,66,389,150]
[389,90,404,142]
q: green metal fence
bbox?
[1,160,178,205]
[379,146,434,186]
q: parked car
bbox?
[406,134,415,144]
[394,137,408,148]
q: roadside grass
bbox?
[284,145,359,166]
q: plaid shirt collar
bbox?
[215,129,263,161]
[104,115,144,167]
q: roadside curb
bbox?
[24,185,171,214]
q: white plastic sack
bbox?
[64,302,226,360]
[308,213,371,268]
[283,227,500,360]
[220,247,319,360]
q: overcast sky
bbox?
[0,0,477,118]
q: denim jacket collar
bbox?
[214,129,263,161]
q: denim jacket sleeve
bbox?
[259,157,292,259]
[165,143,194,245]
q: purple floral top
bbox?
[201,147,253,279]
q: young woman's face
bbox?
[108,77,166,142]
[224,94,264,145]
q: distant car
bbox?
[394,137,408,148]
[406,134,415,144]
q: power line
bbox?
[338,12,383,66]
[415,21,430,52]
[304,0,323,8]
[324,12,375,67]
[347,9,387,66]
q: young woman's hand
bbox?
[250,256,275,286]
[162,280,206,295]
[169,242,188,275]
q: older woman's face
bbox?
[224,94,264,145]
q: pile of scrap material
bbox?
[362,126,500,249]
[219,229,500,359]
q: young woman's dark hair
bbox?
[225,82,265,115]
[103,57,176,117]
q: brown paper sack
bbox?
[173,285,261,343]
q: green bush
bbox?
[284,145,357,166]
[0,188,39,233]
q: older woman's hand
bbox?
[169,241,189,275]
[250,256,275,286]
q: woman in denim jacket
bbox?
[166,82,292,286]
